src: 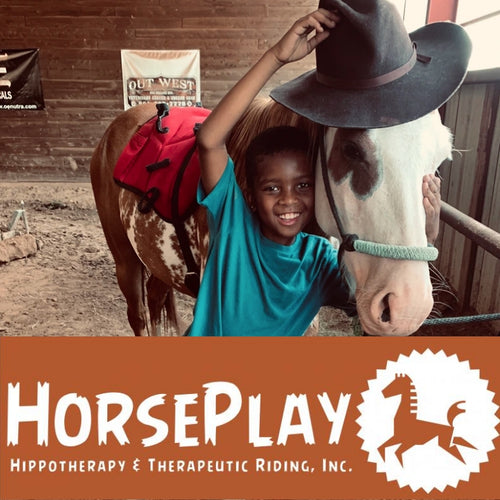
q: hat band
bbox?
[316,45,417,90]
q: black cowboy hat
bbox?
[270,0,472,128]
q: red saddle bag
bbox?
[114,103,211,222]
[113,103,211,295]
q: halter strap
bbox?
[319,130,438,262]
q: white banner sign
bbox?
[121,49,200,110]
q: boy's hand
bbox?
[423,173,441,245]
[271,9,340,66]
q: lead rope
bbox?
[351,313,500,335]
[423,313,500,326]
[319,130,438,262]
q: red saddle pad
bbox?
[114,105,211,222]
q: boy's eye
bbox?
[263,185,280,192]
[297,182,313,190]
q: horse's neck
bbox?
[397,380,418,415]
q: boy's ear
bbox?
[244,189,256,212]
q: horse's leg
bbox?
[146,276,183,336]
[377,435,402,462]
[99,208,149,336]
[115,254,148,336]
[90,125,150,336]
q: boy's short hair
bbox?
[245,126,311,189]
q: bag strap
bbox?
[171,134,201,296]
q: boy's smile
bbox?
[247,151,314,246]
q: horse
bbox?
[90,98,452,337]
[377,373,475,465]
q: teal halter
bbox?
[340,234,438,261]
[319,130,438,262]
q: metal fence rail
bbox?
[441,201,500,260]
[437,202,500,332]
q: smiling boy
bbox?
[184,9,355,336]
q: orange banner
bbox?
[1,336,499,499]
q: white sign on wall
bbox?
[121,49,201,110]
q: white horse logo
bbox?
[357,349,499,493]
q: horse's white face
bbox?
[315,111,452,336]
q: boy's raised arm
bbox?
[196,8,339,194]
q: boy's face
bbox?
[246,151,314,246]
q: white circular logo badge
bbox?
[356,349,499,493]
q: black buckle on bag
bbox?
[156,103,170,134]
[137,187,160,213]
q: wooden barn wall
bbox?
[437,69,500,320]
[0,0,318,180]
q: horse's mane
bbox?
[226,97,323,190]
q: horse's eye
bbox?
[343,142,363,161]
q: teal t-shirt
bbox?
[186,158,352,336]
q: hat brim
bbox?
[270,22,472,128]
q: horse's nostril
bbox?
[381,308,391,322]
[381,294,391,322]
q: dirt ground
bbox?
[0,182,131,336]
[0,181,356,338]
